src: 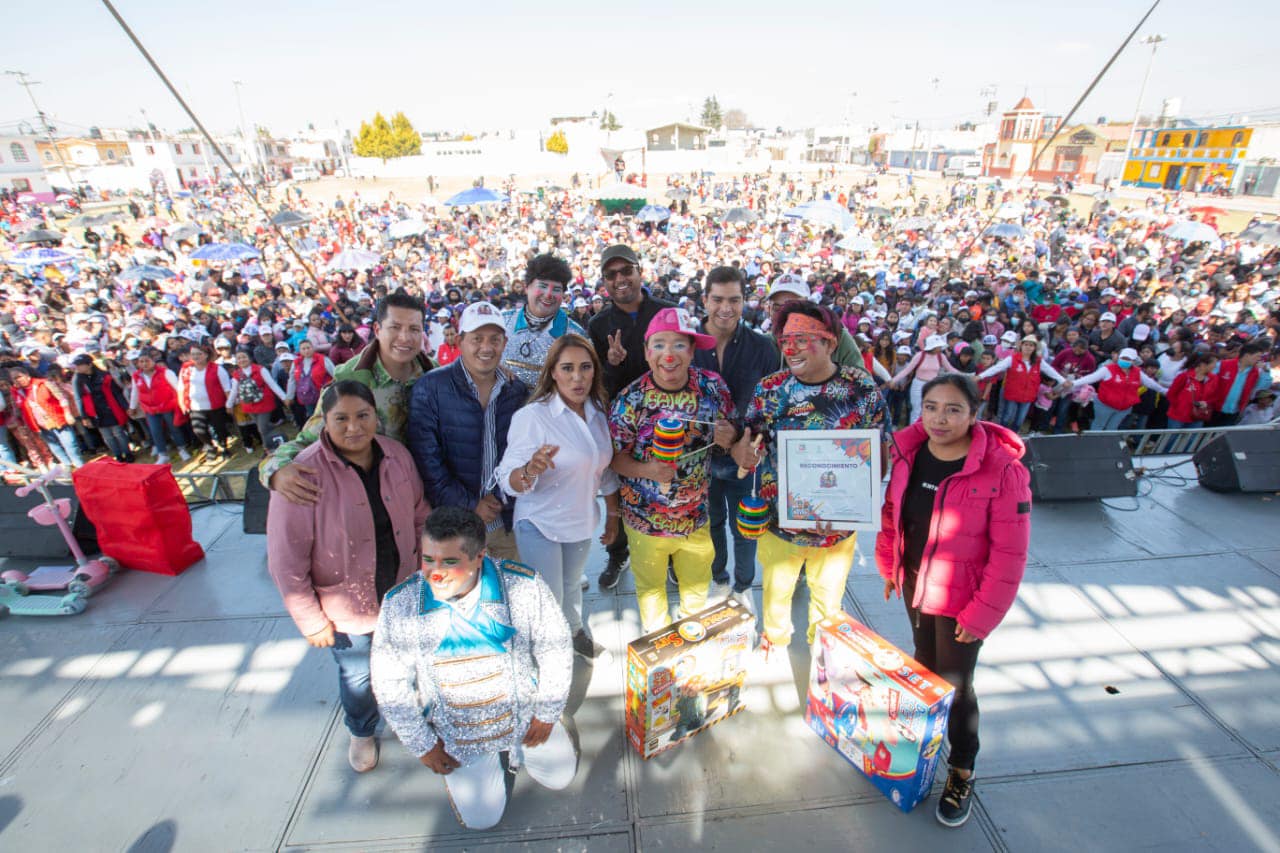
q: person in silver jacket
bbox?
[370,505,576,830]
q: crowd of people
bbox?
[3,168,1279,829]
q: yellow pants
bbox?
[758,530,858,646]
[625,524,714,635]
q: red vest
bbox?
[178,363,227,412]
[76,372,129,426]
[1097,363,1142,411]
[133,368,178,415]
[232,365,276,415]
[13,379,72,432]
[1002,357,1041,403]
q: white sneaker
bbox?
[348,734,378,773]
[178,448,192,461]
[732,588,756,615]
[155,453,171,464]
[710,580,732,601]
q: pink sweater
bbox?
[267,434,430,636]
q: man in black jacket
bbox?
[693,267,779,611]
[588,244,673,589]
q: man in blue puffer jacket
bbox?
[408,302,529,561]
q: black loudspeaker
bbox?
[243,467,270,535]
[1022,434,1137,500]
[1194,430,1280,493]
[0,483,99,557]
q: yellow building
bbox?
[1122,124,1251,190]
[34,137,132,168]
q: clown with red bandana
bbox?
[733,302,888,653]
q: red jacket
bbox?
[133,368,178,415]
[1212,358,1261,413]
[1167,370,1220,423]
[13,378,75,432]
[875,421,1031,639]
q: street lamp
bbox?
[1124,33,1167,184]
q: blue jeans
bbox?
[708,460,759,593]
[1051,395,1074,434]
[997,397,1032,431]
[1089,400,1131,431]
[514,519,590,633]
[0,425,15,464]
[40,426,84,467]
[144,411,183,454]
[331,632,379,737]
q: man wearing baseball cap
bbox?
[1089,311,1127,362]
[765,272,865,371]
[587,244,674,590]
[608,307,735,634]
[409,301,529,562]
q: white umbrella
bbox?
[388,219,428,240]
[325,249,382,271]
[995,203,1025,220]
[1163,221,1220,244]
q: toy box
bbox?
[805,613,954,813]
[625,598,753,759]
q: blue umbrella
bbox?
[5,247,78,267]
[635,205,671,223]
[983,223,1027,241]
[292,237,321,255]
[1162,221,1220,244]
[444,187,509,206]
[191,242,261,261]
[117,264,176,283]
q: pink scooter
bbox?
[0,464,118,598]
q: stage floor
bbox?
[1,464,1278,852]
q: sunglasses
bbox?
[603,264,636,281]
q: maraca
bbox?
[651,417,685,495]
[736,495,770,539]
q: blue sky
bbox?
[3,0,1276,138]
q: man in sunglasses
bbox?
[588,244,674,590]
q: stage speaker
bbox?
[1194,430,1280,493]
[0,483,99,557]
[243,467,270,535]
[1022,434,1137,500]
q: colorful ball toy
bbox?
[736,496,770,539]
[651,417,686,463]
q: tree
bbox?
[353,112,420,160]
[600,110,621,131]
[700,96,723,131]
[546,130,569,155]
[390,112,422,156]
[723,108,750,130]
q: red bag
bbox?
[73,460,204,575]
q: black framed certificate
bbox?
[775,429,882,532]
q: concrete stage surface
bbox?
[1,464,1278,852]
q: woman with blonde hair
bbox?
[496,333,620,660]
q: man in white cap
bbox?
[764,273,864,370]
[409,301,529,562]
[1088,311,1127,361]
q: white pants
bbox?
[445,723,576,830]
[909,377,927,423]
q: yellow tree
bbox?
[390,112,422,156]
[354,113,395,160]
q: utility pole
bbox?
[233,80,259,184]
[1124,34,1166,185]
[5,69,77,196]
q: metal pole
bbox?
[5,70,77,195]
[1123,34,1166,186]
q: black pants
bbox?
[188,408,232,450]
[903,572,983,771]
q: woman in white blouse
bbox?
[496,333,620,660]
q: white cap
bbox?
[768,273,809,300]
[892,330,911,342]
[1001,330,1017,342]
[573,297,588,309]
[458,301,505,335]
[1131,323,1151,341]
[435,308,451,319]
[1118,347,1140,361]
[1100,311,1117,323]
[924,334,947,351]
[896,345,912,355]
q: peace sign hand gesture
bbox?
[606,331,627,366]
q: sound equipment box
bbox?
[243,467,270,535]
[1022,434,1137,501]
[0,482,99,558]
[1194,429,1280,493]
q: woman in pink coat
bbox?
[875,373,1031,829]
[267,380,430,774]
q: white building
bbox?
[0,135,52,196]
[125,135,248,191]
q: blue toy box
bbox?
[805,613,955,812]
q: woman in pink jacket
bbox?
[875,374,1031,829]
[267,380,430,774]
